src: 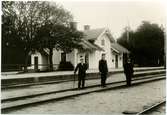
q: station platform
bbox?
[1,67,165,88]
[1,67,164,78]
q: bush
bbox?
[58,61,74,71]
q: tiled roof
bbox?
[83,28,105,40]
[81,27,117,52]
[111,43,130,54]
[80,39,104,51]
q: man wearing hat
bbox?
[74,58,88,89]
[99,53,108,87]
[123,58,134,86]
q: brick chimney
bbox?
[70,22,77,30]
[84,25,90,30]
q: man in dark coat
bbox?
[99,54,108,87]
[74,58,88,89]
[123,58,134,86]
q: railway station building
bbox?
[30,25,129,71]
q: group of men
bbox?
[74,53,133,89]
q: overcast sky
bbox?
[55,0,166,39]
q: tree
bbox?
[117,28,135,50]
[2,1,46,71]
[2,1,26,71]
[117,28,135,63]
[34,2,83,71]
[37,23,83,71]
[117,21,165,66]
[133,21,164,66]
[2,1,83,72]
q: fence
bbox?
[1,61,75,72]
[1,64,60,72]
[2,64,25,72]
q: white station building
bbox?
[30,25,129,71]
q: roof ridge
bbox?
[83,27,106,32]
[82,28,106,40]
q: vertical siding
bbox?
[66,50,75,66]
[52,50,61,65]
[94,34,112,69]
[110,52,115,68]
[73,49,78,68]
[31,52,47,70]
[118,55,123,68]
[88,51,97,69]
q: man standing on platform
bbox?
[123,58,134,86]
[99,53,108,87]
[74,58,88,89]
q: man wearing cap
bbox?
[123,58,134,86]
[74,58,88,89]
[99,53,108,87]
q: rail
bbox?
[136,100,166,115]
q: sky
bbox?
[54,0,166,39]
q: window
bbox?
[101,39,105,46]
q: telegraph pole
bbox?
[126,20,130,43]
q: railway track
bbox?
[1,73,166,113]
[2,73,165,102]
[136,100,166,115]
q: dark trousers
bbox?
[78,75,85,88]
[125,72,132,86]
[101,73,107,87]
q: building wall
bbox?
[118,54,123,68]
[73,49,78,67]
[111,50,123,68]
[30,31,125,71]
[52,50,61,65]
[52,50,62,70]
[88,51,97,69]
[66,50,75,67]
[76,51,100,70]
[52,49,78,70]
[30,50,62,71]
[31,53,42,64]
[31,49,77,71]
[111,51,116,68]
[30,52,48,71]
[52,49,79,67]
[94,33,113,69]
